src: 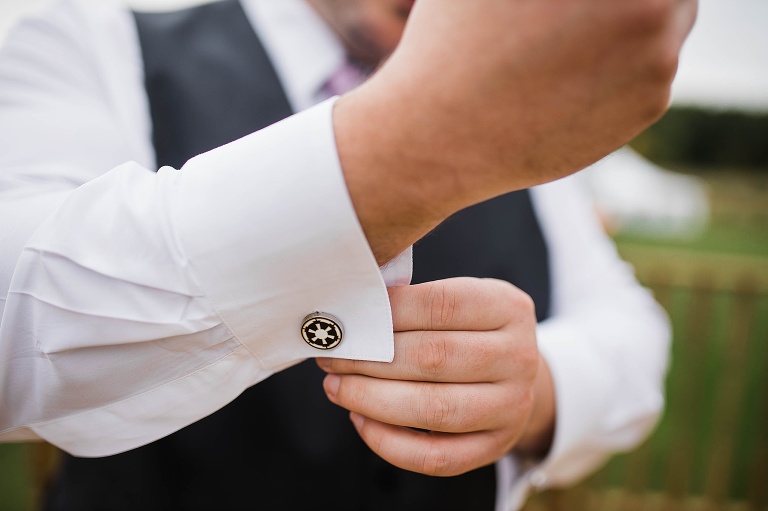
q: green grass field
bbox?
[0,444,34,511]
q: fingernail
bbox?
[316,358,331,370]
[350,412,364,429]
[324,374,340,398]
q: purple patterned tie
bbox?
[321,59,370,97]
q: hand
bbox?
[317,278,556,476]
[334,0,698,263]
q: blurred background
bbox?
[0,0,766,509]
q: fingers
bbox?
[318,328,535,383]
[348,413,511,477]
[317,277,540,475]
[324,373,529,433]
[318,278,537,383]
[388,277,534,332]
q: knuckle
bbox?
[486,277,517,300]
[518,389,535,422]
[523,350,541,382]
[419,385,458,431]
[497,279,526,305]
[483,279,526,320]
[417,334,451,378]
[498,283,536,323]
[515,290,536,317]
[418,442,456,477]
[426,281,459,329]
[513,341,540,382]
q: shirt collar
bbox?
[240,0,346,112]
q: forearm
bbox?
[333,86,464,265]
[332,0,697,264]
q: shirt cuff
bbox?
[176,98,397,367]
[3,100,406,458]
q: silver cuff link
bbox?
[301,312,343,350]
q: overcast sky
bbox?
[1,0,767,112]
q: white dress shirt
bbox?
[0,1,670,510]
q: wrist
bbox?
[332,83,466,264]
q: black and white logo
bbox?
[301,313,343,350]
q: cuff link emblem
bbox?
[301,312,343,350]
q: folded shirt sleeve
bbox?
[0,0,398,457]
[499,174,671,510]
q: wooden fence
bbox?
[524,246,768,511]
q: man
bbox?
[0,0,694,509]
